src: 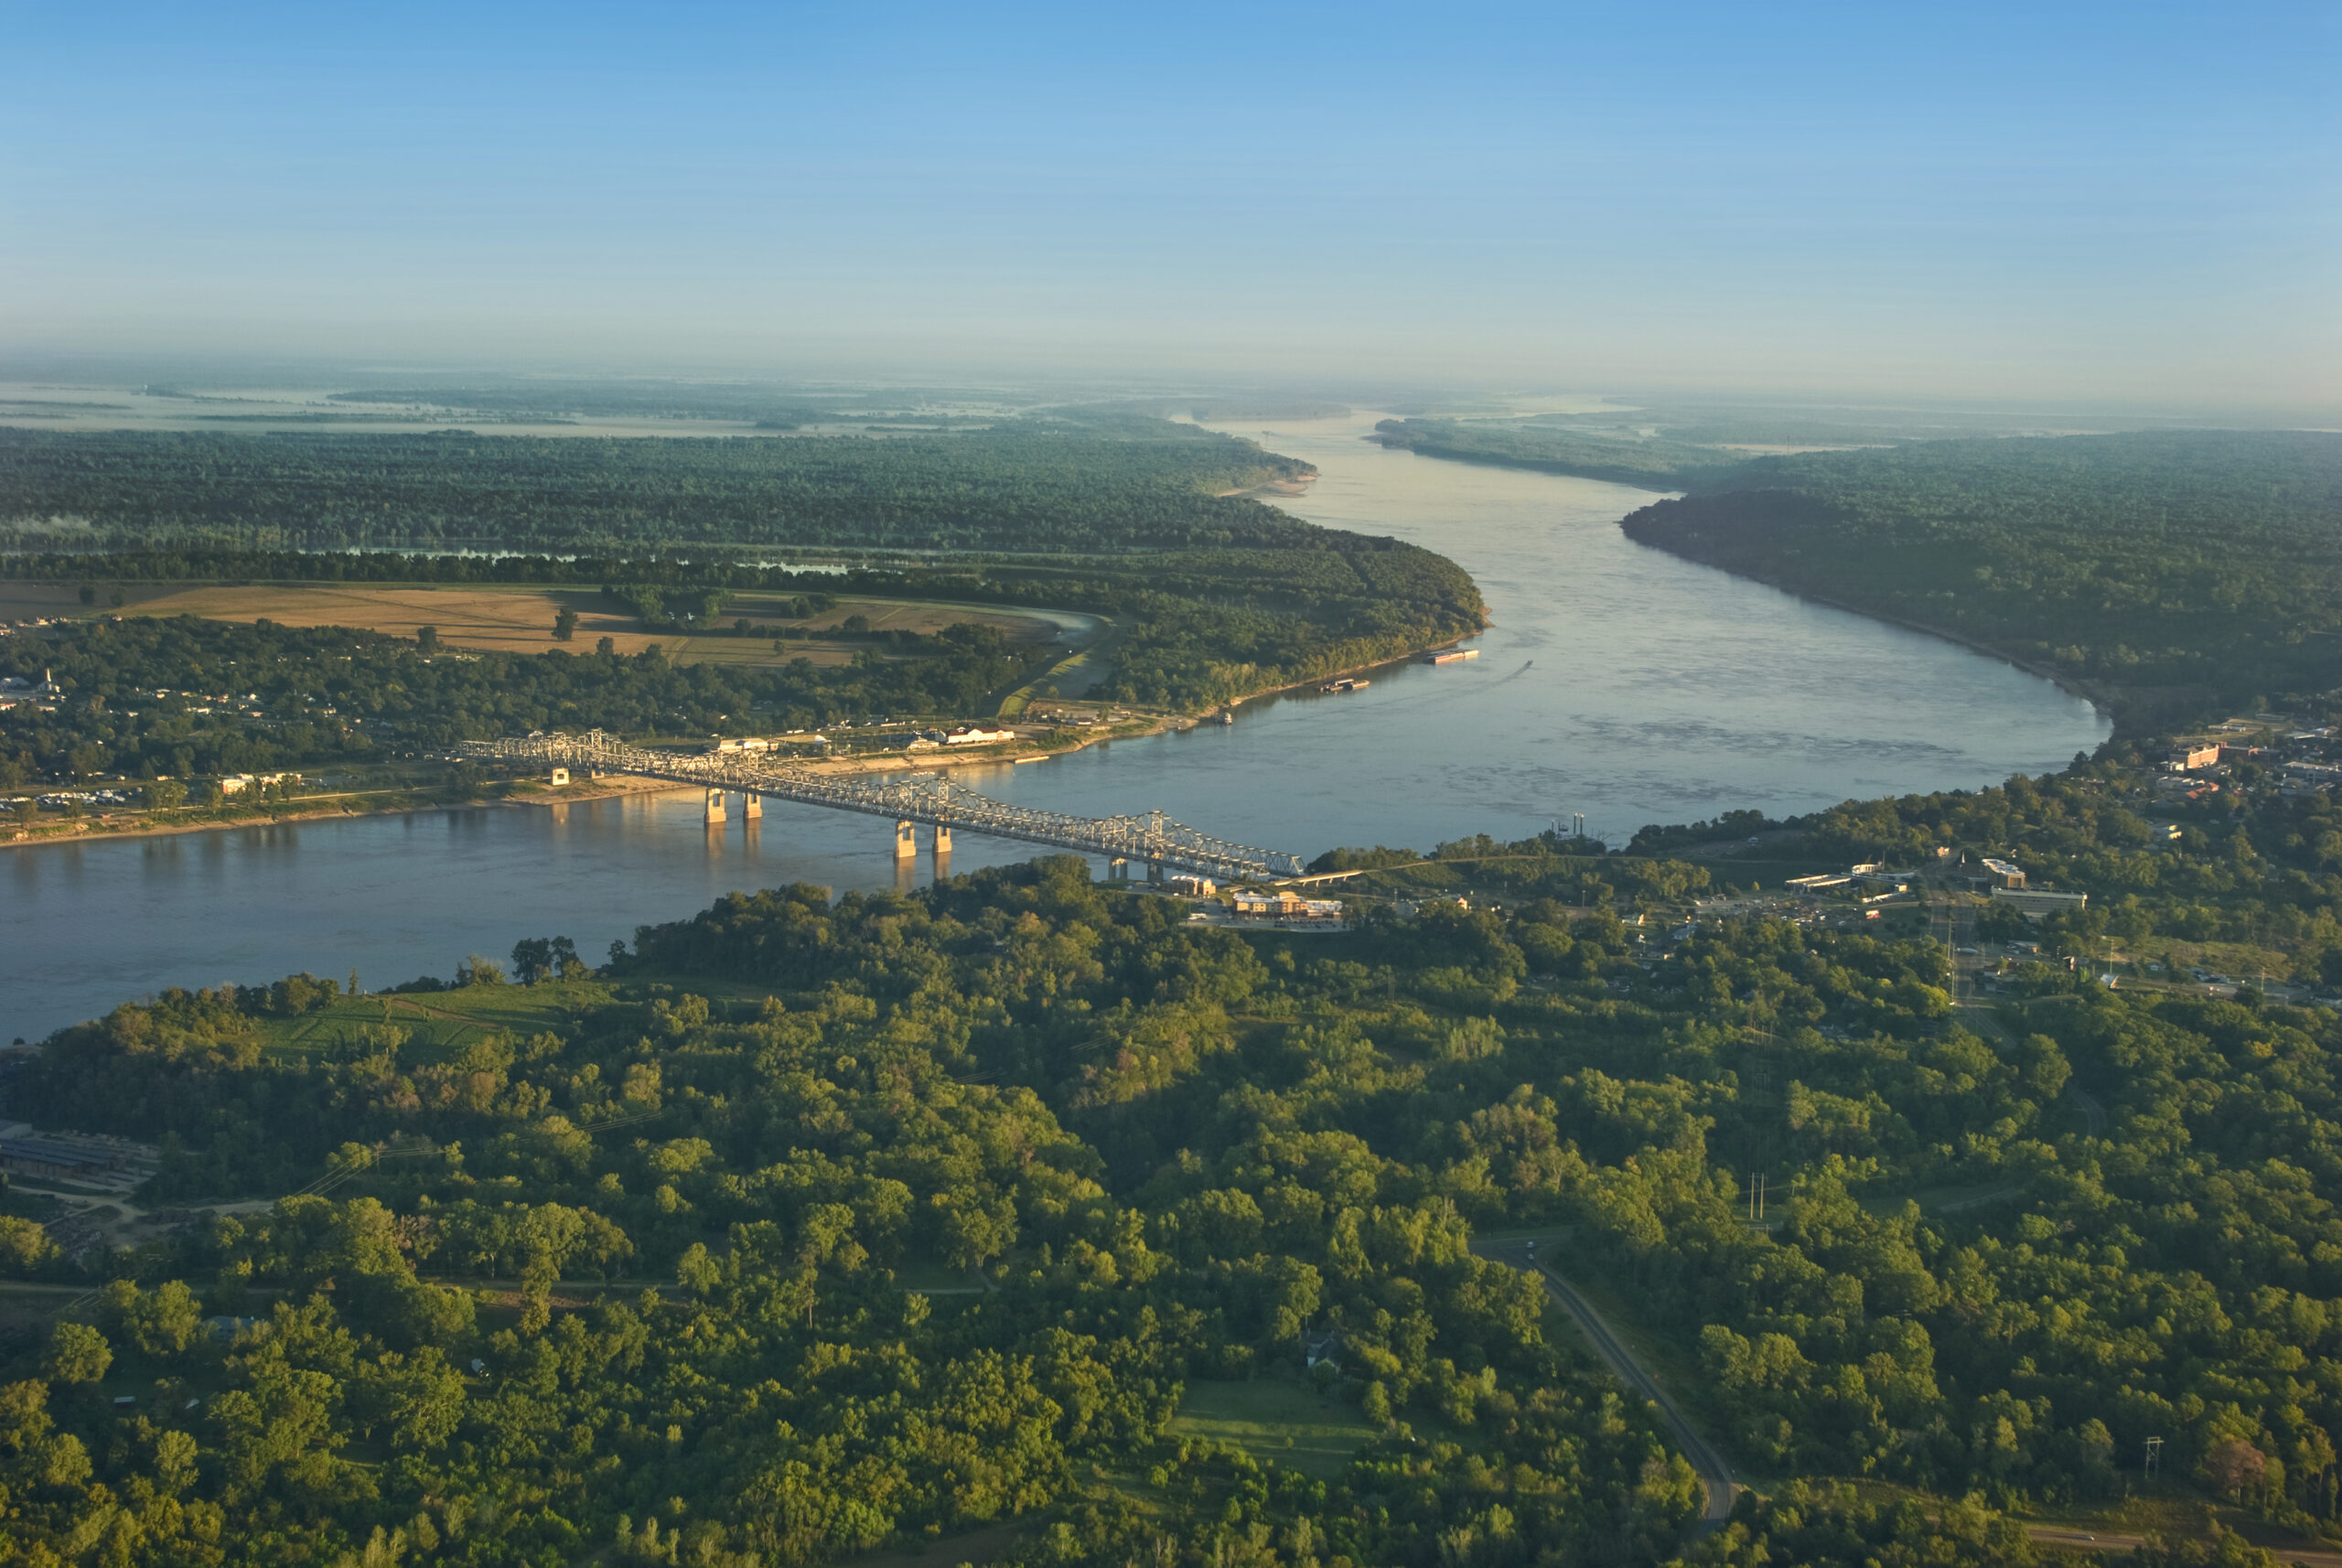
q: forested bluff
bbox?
[1375,420,2342,738]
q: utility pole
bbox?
[2145,1436,2163,1479]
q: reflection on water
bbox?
[977,413,2105,854]
[3,413,2106,1042]
[3,790,1056,1042]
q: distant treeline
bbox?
[322,377,1015,426]
[1619,430,2342,733]
[0,417,1313,554]
[1370,417,1746,489]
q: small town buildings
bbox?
[2169,745,2220,772]
[217,773,295,797]
[1787,873,1855,893]
[1231,889,1345,922]
[1989,886,2089,918]
[0,1124,156,1192]
[1979,858,2026,888]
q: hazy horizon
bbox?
[5,2,2337,414]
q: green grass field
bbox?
[1170,1379,1375,1479]
[257,980,618,1060]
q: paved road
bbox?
[1499,1251,1739,1530]
[2069,1085,2109,1136]
[2025,1522,2342,1565]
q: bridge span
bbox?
[458,731,1307,883]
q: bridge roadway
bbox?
[459,731,1307,884]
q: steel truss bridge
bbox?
[458,731,1306,883]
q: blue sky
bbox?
[3,1,2335,407]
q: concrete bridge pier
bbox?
[1147,862,1165,884]
[1107,857,1128,880]
[933,823,952,855]
[894,820,917,859]
[704,789,726,824]
[742,792,762,820]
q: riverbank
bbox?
[1607,542,2124,738]
[4,616,1485,853]
[0,716,1193,853]
[1,772,678,851]
[1364,440,2121,738]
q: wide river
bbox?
[3,413,2106,1041]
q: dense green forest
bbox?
[5,861,1710,1567]
[0,535,1484,789]
[0,408,1488,725]
[13,719,2342,1563]
[1617,432,2342,733]
[0,416,1310,553]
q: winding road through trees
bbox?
[1480,1242,1740,1530]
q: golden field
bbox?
[1,582,1066,669]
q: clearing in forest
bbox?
[1170,1379,1375,1479]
